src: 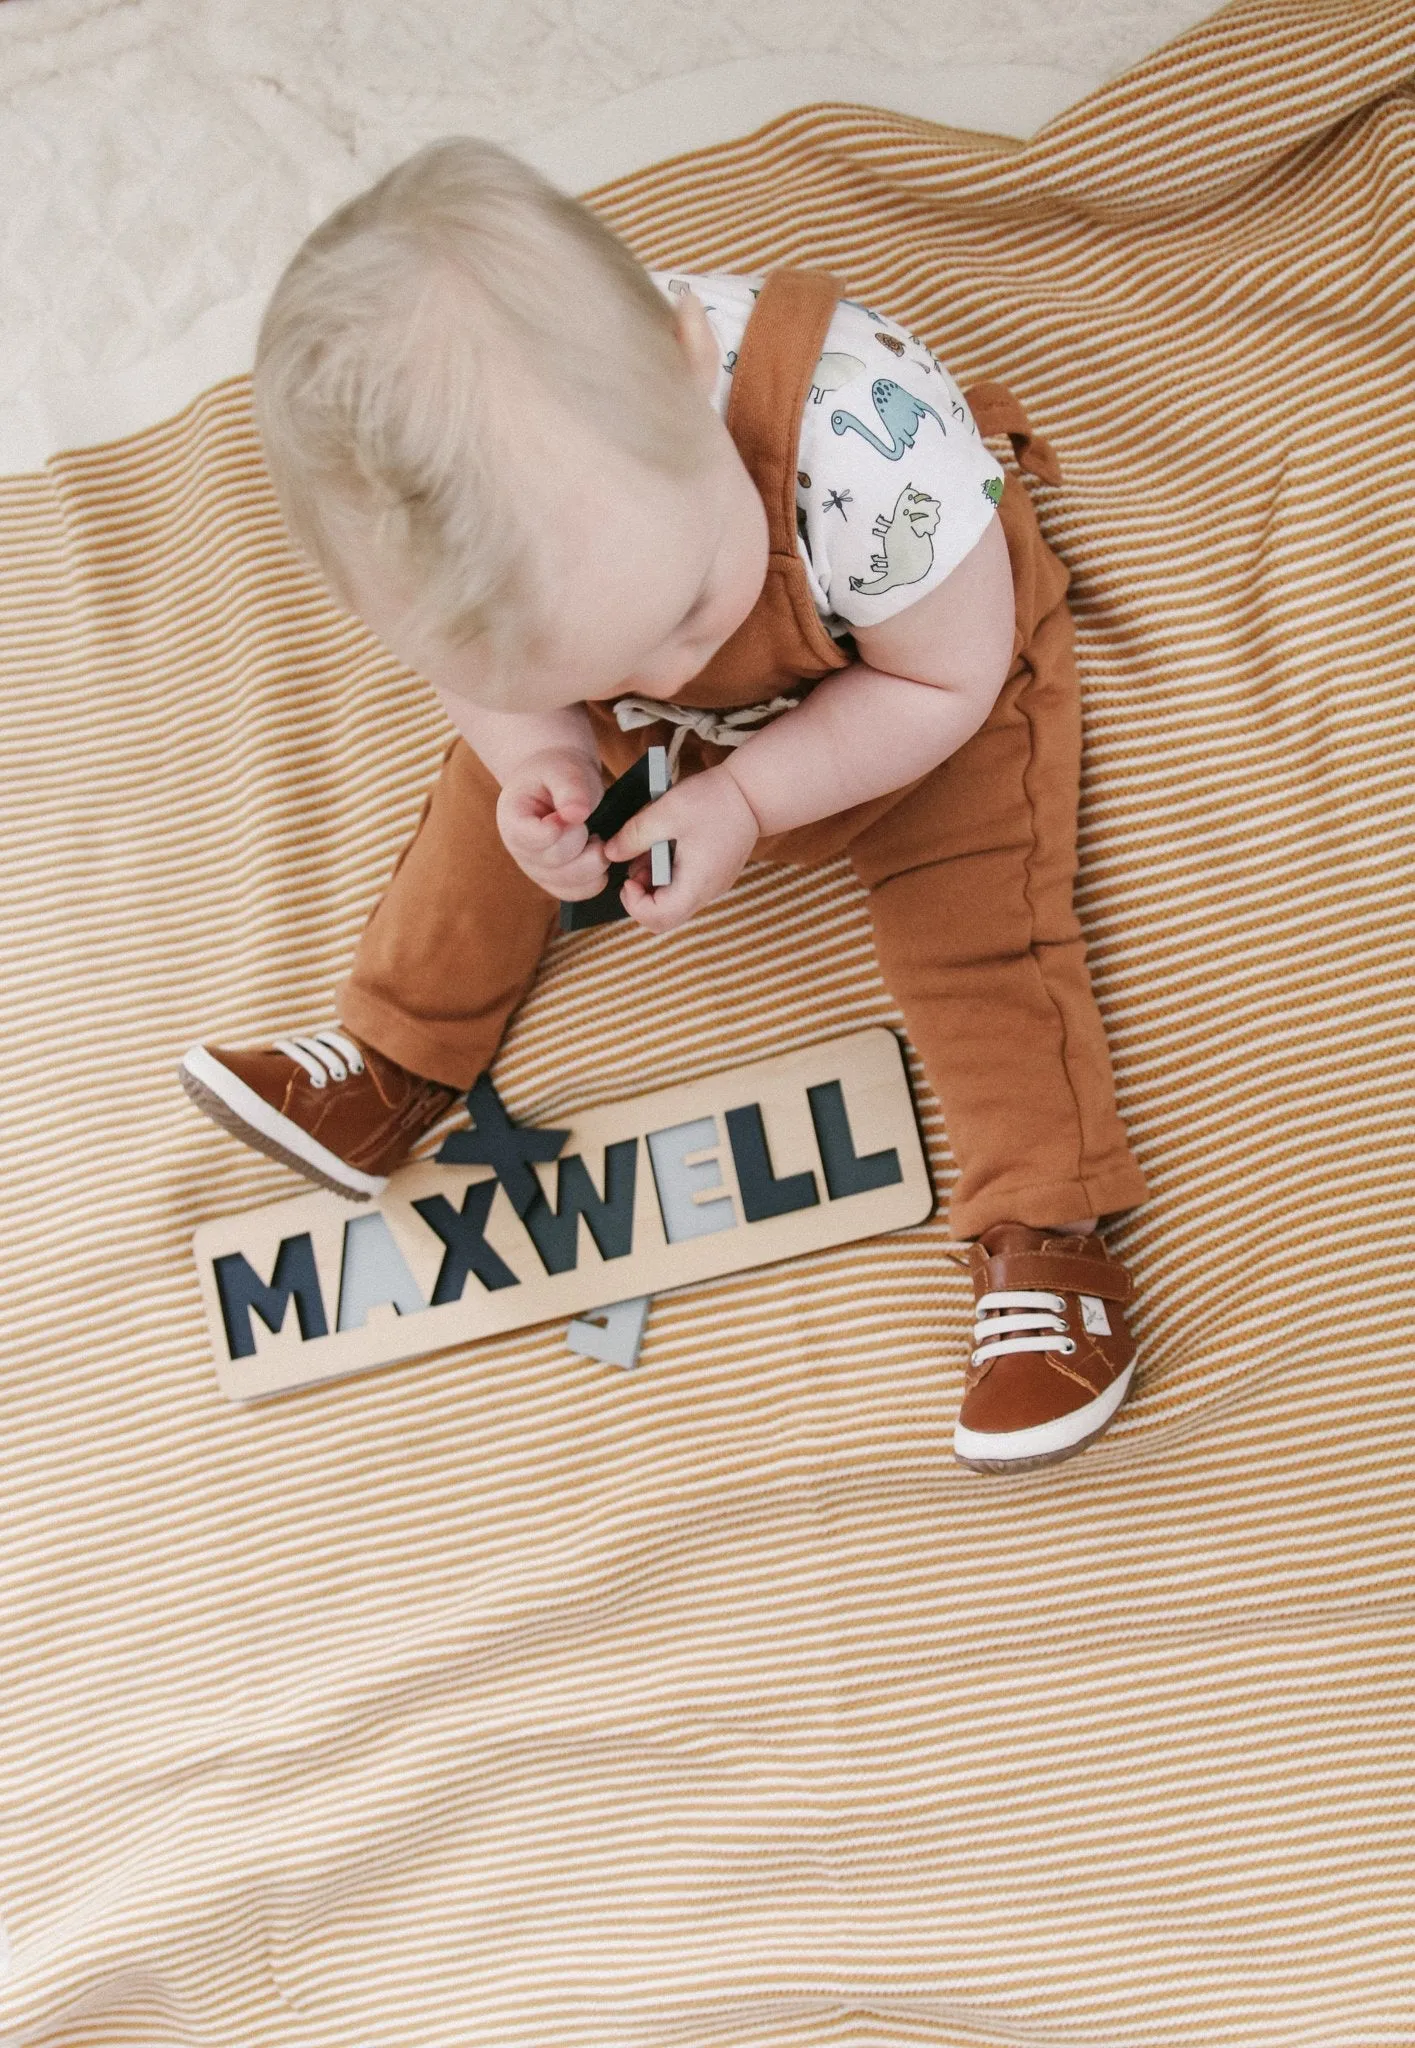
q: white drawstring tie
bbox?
[273,1026,365,1089]
[613,692,801,773]
[971,1290,1077,1369]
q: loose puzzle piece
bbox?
[565,1295,652,1370]
[433,1073,570,1216]
[560,745,671,931]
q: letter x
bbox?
[433,1072,571,1217]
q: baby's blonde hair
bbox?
[253,137,716,665]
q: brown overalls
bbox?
[337,268,1148,1240]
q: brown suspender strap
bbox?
[963,378,1064,487]
[724,267,846,557]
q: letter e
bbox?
[646,1116,737,1243]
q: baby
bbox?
[180,137,1149,1474]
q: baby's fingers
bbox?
[620,869,692,934]
[604,789,679,864]
[500,787,587,862]
[544,839,610,900]
[500,754,603,843]
[542,756,602,824]
[532,818,592,868]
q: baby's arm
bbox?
[608,517,1015,926]
[436,691,610,900]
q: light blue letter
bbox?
[336,1213,429,1331]
[646,1116,738,1243]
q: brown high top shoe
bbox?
[953,1224,1139,1474]
[178,1026,463,1199]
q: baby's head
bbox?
[253,137,769,712]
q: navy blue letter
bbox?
[807,1080,902,1199]
[412,1180,520,1303]
[213,1234,328,1360]
[724,1103,819,1221]
[521,1142,639,1275]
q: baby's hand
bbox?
[604,765,761,934]
[496,748,609,900]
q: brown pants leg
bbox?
[337,738,559,1090]
[838,473,1147,1238]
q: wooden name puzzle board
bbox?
[192,1027,933,1402]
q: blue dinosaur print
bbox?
[831,379,947,461]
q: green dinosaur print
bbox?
[848,483,942,597]
[983,476,1003,504]
[831,379,947,461]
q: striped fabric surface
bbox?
[3,1,1413,2042]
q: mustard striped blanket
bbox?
[2,1,1412,2040]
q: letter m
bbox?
[212,1233,329,1360]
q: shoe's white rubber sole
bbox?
[953,1357,1137,1474]
[179,1045,387,1199]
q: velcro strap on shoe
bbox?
[980,1250,1134,1303]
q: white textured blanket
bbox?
[0,0,1218,470]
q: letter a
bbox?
[336,1213,429,1331]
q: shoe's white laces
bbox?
[273,1026,366,1089]
[971,1289,1076,1368]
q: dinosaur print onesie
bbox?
[653,271,1005,630]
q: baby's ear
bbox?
[671,291,722,397]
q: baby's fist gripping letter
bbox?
[496,749,609,900]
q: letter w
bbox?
[520,1141,638,1275]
